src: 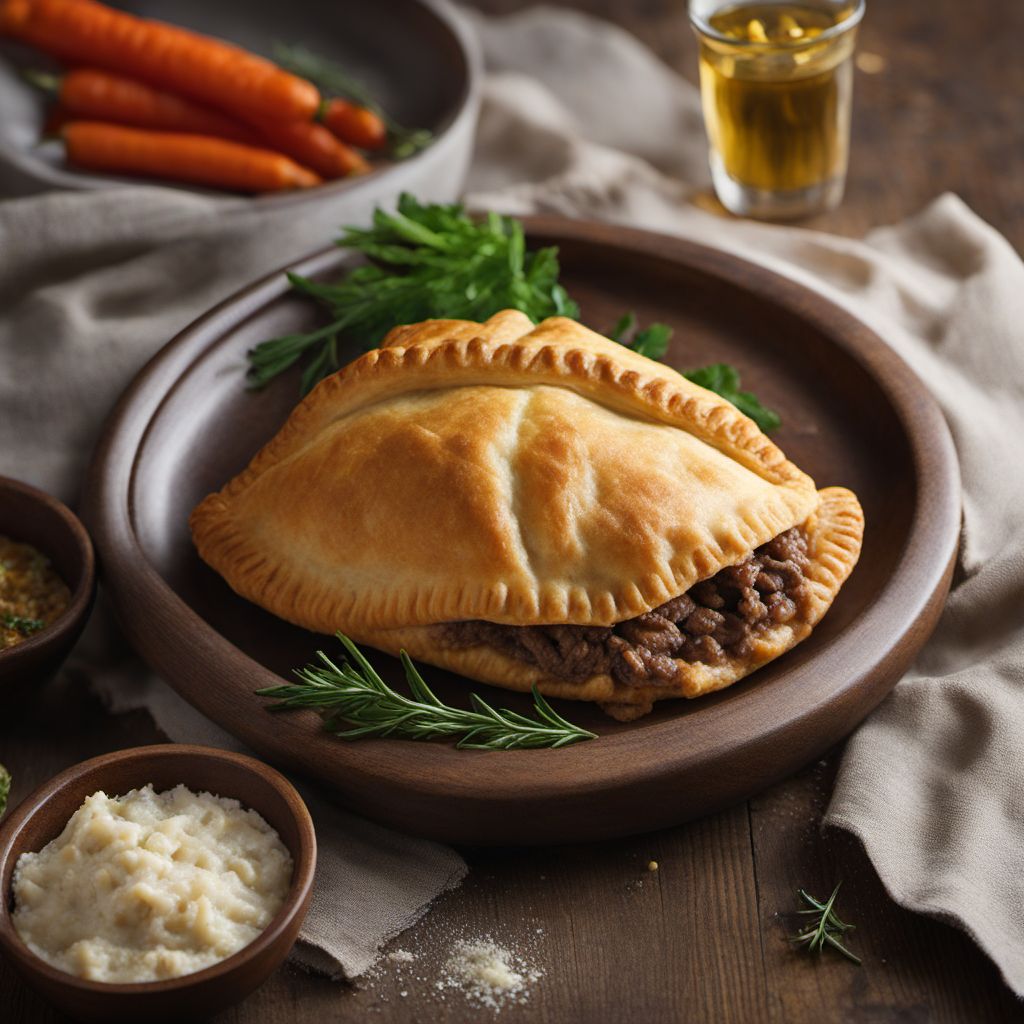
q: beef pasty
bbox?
[191,310,863,720]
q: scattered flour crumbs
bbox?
[439,937,543,1010]
[369,931,544,1012]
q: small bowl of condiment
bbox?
[0,744,317,1023]
[0,475,96,695]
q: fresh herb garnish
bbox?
[610,310,673,360]
[790,884,861,964]
[0,763,10,818]
[250,197,780,427]
[257,633,597,750]
[248,195,578,394]
[2,614,44,636]
[684,362,781,433]
[273,43,433,160]
[613,314,780,430]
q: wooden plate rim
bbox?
[83,218,961,805]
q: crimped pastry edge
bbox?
[354,487,864,720]
[190,311,820,631]
[209,312,814,503]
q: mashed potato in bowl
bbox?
[11,784,293,983]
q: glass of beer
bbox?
[690,0,865,219]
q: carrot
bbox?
[63,121,322,193]
[34,68,262,144]
[321,98,388,151]
[251,117,369,179]
[1,0,320,122]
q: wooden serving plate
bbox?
[83,219,961,845]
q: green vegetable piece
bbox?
[257,633,597,751]
[0,763,10,818]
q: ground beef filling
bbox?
[436,527,813,689]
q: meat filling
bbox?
[436,527,813,689]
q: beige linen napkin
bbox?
[462,5,1024,995]
[0,168,470,981]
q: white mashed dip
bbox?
[12,783,293,983]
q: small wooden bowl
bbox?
[0,745,317,1023]
[0,475,96,698]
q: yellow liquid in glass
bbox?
[698,2,858,193]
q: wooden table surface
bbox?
[4,1,1023,1021]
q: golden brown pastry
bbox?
[191,310,863,720]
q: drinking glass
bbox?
[690,0,865,219]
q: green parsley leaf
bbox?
[248,195,580,394]
[685,363,781,432]
[631,323,673,360]
[610,311,637,343]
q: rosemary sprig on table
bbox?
[0,763,10,818]
[273,43,433,159]
[790,884,861,964]
[257,633,597,750]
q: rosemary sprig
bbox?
[257,633,597,751]
[273,43,433,159]
[0,763,10,818]
[790,884,861,964]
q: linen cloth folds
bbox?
[0,2,1022,991]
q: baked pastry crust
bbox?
[192,311,819,631]
[360,486,863,719]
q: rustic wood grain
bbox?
[3,0,1024,1021]
[3,680,1020,1023]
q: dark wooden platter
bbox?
[0,0,479,205]
[82,218,961,845]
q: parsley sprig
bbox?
[612,312,780,431]
[790,884,861,964]
[249,197,781,429]
[247,195,578,394]
[257,633,596,750]
[685,363,780,433]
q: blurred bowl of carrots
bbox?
[0,0,479,205]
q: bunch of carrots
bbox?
[0,0,390,193]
